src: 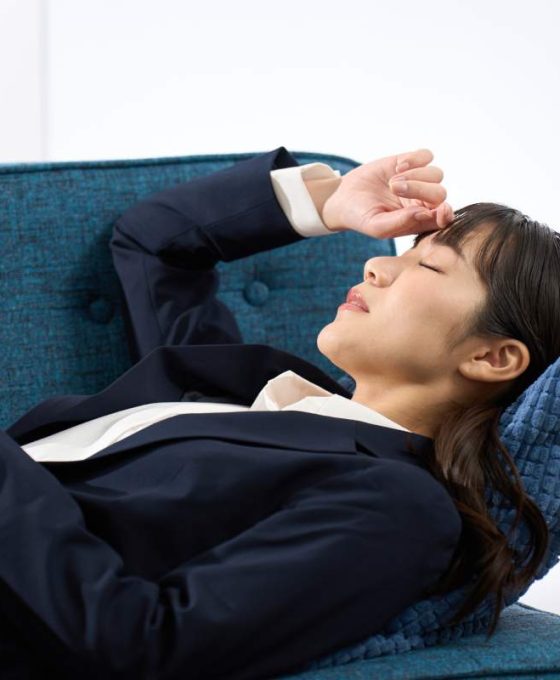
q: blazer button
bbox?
[88,296,114,323]
[243,280,269,306]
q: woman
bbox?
[1,146,555,678]
[316,149,556,637]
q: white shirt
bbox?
[21,164,410,464]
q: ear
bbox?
[458,339,530,384]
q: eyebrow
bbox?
[412,231,467,262]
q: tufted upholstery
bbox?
[2,150,560,678]
[0,150,391,430]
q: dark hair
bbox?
[410,202,559,638]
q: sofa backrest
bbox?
[0,150,391,429]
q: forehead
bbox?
[413,230,469,264]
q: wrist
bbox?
[303,176,342,231]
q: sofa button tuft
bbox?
[243,280,269,306]
[88,296,114,323]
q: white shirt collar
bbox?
[250,370,410,432]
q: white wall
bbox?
[0,0,44,161]
[3,0,560,253]
[1,0,560,615]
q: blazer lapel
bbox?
[39,410,360,468]
[6,343,352,445]
[7,341,434,472]
[37,410,434,472]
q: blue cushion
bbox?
[284,602,560,679]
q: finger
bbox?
[362,206,439,240]
[395,148,434,173]
[390,165,444,184]
[389,179,447,207]
[435,203,447,229]
[435,201,455,229]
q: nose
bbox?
[363,257,392,286]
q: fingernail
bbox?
[391,180,408,193]
[414,211,432,221]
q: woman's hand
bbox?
[321,148,454,239]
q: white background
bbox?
[1,0,560,614]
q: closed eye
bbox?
[419,262,441,273]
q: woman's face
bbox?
[316,229,489,389]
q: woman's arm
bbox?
[111,146,454,365]
[0,426,460,679]
[110,146,310,363]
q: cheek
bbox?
[384,292,454,346]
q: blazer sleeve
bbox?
[110,146,309,363]
[0,427,461,680]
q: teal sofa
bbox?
[1,149,560,678]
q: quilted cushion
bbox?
[284,602,560,679]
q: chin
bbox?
[316,326,348,372]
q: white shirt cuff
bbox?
[270,162,341,237]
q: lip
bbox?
[343,287,369,312]
[338,302,369,313]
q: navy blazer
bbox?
[1,147,462,680]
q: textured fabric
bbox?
[20,368,409,463]
[0,150,390,430]
[284,602,560,679]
